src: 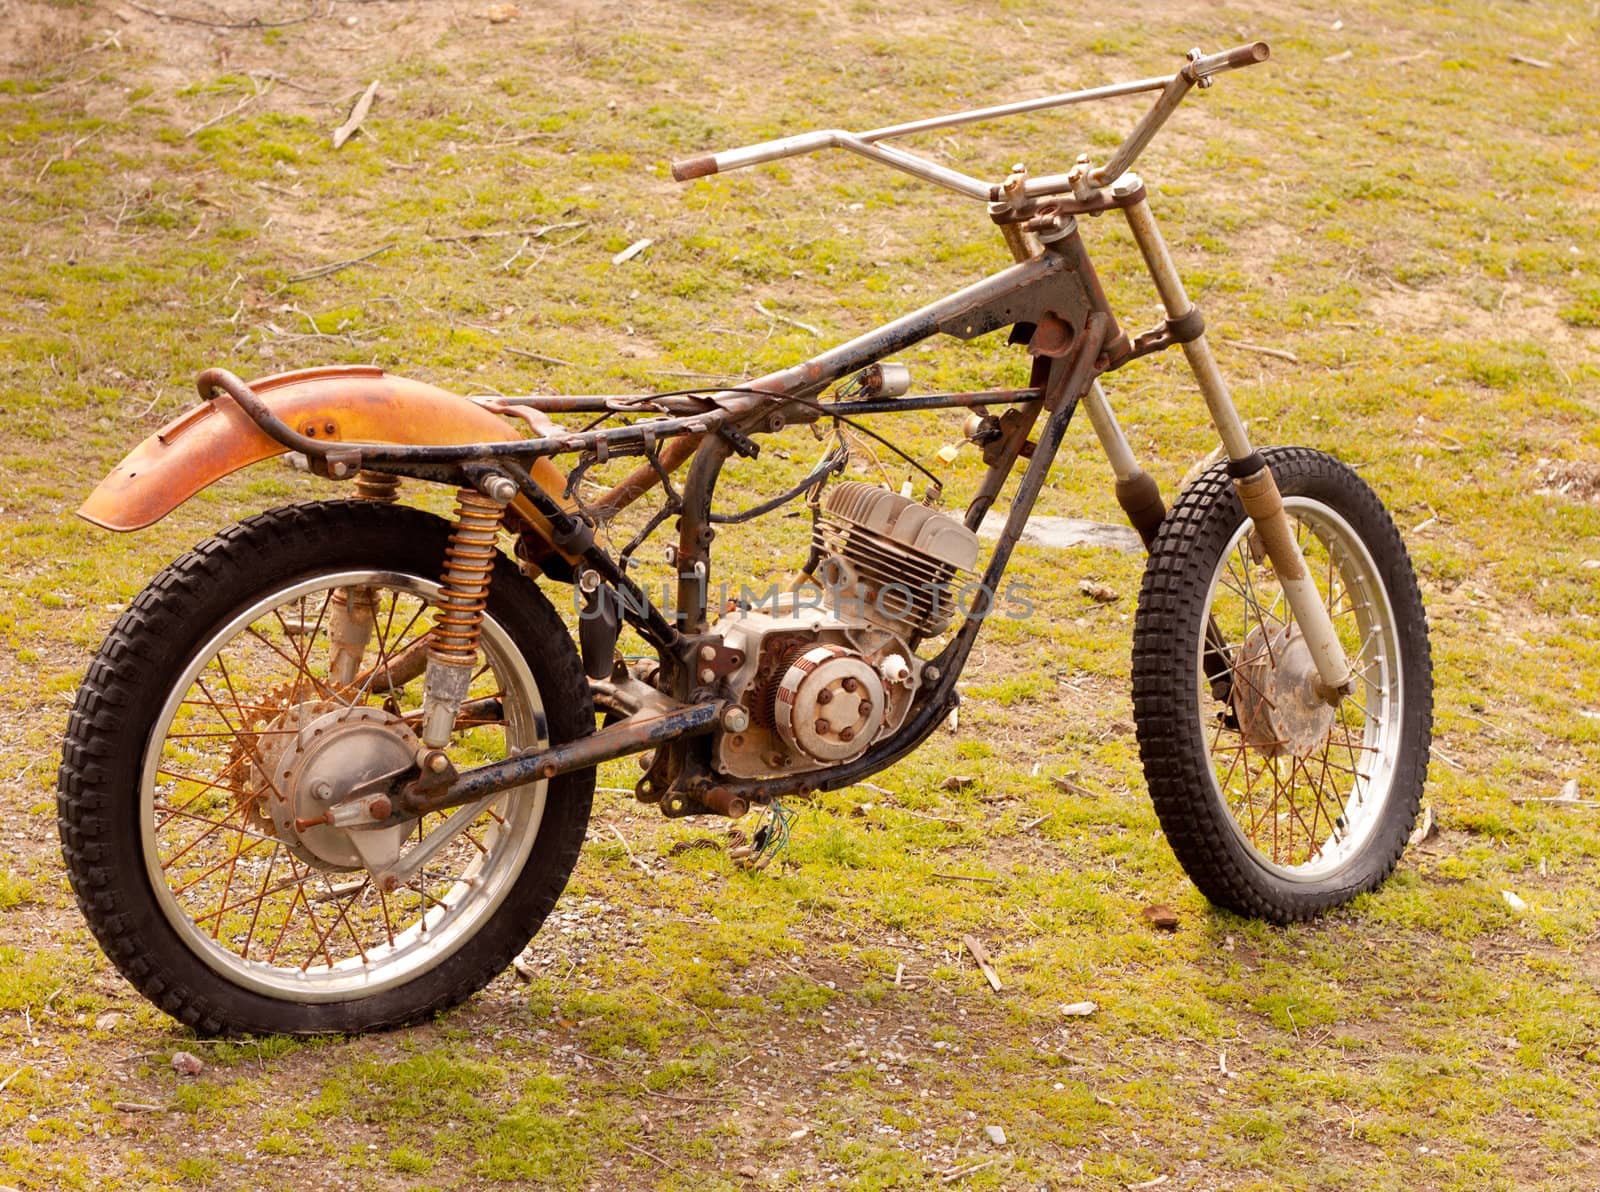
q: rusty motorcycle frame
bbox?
[59,42,1433,1035]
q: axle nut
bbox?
[721,706,751,733]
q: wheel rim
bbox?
[1199,498,1404,881]
[140,570,549,1001]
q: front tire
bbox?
[58,501,595,1035]
[1132,448,1432,922]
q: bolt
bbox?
[924,665,941,683]
[427,751,450,773]
[368,795,392,820]
[699,667,716,683]
[767,751,787,767]
[840,677,859,694]
[815,688,833,706]
[814,719,831,735]
[721,706,750,733]
[311,780,334,801]
[839,727,855,743]
[1110,173,1143,198]
[482,474,518,504]
[699,644,717,662]
[540,761,558,779]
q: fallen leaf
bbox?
[1407,802,1436,847]
[1078,579,1119,603]
[941,775,975,792]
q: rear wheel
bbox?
[58,501,594,1034]
[1132,447,1432,922]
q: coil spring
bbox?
[354,470,401,502]
[429,489,505,667]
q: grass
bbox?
[2,0,1599,1189]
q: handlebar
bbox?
[670,41,1269,202]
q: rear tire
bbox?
[1131,448,1432,922]
[58,501,594,1035]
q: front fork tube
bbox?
[1119,178,1353,696]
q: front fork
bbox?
[1118,178,1352,696]
[993,178,1354,700]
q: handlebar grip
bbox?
[1187,41,1270,80]
[671,153,720,182]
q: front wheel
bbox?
[1132,447,1432,922]
[58,501,595,1035]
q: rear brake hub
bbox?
[1231,624,1336,759]
[257,706,419,870]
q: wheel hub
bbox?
[257,705,419,869]
[1231,625,1336,759]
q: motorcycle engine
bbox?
[714,482,979,779]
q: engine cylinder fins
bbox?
[814,482,981,638]
[772,644,887,763]
[823,481,981,570]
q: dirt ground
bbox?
[2,1,1598,1190]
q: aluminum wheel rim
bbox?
[140,570,549,1000]
[1199,498,1403,881]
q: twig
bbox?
[608,824,654,876]
[1220,338,1299,364]
[620,1139,682,1173]
[124,0,315,28]
[332,79,380,149]
[1429,744,1464,771]
[962,934,1003,992]
[0,1067,23,1094]
[932,872,999,884]
[112,1100,166,1112]
[34,129,100,184]
[755,300,821,336]
[499,236,531,272]
[940,1158,998,1183]
[612,238,653,265]
[1019,813,1052,831]
[282,243,395,285]
[186,80,269,139]
[428,220,586,244]
[1508,53,1554,69]
[505,347,575,367]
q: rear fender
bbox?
[79,365,577,559]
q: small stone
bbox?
[1142,904,1180,932]
[93,1011,123,1031]
[1501,889,1528,912]
[1060,1001,1097,1017]
[941,775,975,792]
[738,1166,759,1180]
[984,1124,1007,1146]
[170,1050,204,1076]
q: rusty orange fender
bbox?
[79,365,577,557]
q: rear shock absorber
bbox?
[419,488,508,748]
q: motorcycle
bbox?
[57,41,1432,1036]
